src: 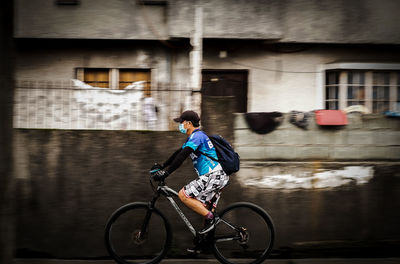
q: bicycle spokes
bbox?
[213,204,274,264]
[106,204,170,264]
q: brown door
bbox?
[201,70,248,113]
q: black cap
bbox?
[173,110,200,125]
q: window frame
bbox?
[318,63,400,113]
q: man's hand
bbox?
[150,163,163,172]
[152,169,169,181]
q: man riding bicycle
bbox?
[151,110,229,252]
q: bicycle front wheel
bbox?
[104,202,172,264]
[212,202,275,264]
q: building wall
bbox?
[16,41,400,116]
[234,113,400,161]
[203,43,400,113]
[15,0,400,44]
[14,0,168,39]
[14,40,194,130]
[15,40,184,82]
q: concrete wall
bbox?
[168,0,282,39]
[15,39,187,83]
[234,113,400,161]
[14,0,168,39]
[13,128,400,258]
[201,95,235,142]
[15,0,400,44]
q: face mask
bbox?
[179,123,187,134]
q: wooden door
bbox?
[202,70,248,113]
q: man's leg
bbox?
[178,188,209,216]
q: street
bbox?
[14,258,400,264]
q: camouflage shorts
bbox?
[183,168,229,207]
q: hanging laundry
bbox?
[315,110,348,126]
[384,111,400,118]
[289,110,311,129]
[244,112,283,134]
[343,105,370,114]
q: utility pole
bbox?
[189,5,203,115]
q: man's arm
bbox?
[164,146,194,175]
[162,148,182,168]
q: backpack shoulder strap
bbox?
[192,130,219,162]
[197,149,218,161]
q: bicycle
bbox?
[104,173,275,264]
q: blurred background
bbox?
[1,0,400,263]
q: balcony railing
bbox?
[13,80,193,131]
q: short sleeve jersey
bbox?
[182,129,220,176]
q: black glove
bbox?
[152,169,169,181]
[150,163,164,171]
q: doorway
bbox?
[201,70,248,113]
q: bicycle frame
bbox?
[150,183,197,236]
[145,180,243,243]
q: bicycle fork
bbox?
[136,193,160,242]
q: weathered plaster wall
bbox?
[15,39,186,83]
[14,0,168,39]
[168,0,282,39]
[15,0,400,44]
[235,113,400,161]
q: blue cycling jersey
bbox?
[182,129,220,176]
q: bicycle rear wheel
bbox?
[212,202,274,264]
[104,202,172,264]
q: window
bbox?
[119,69,151,96]
[83,68,110,88]
[372,72,390,113]
[325,71,339,110]
[77,68,151,95]
[324,69,400,113]
[347,71,365,106]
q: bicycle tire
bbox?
[104,202,172,264]
[212,202,275,264]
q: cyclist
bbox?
[151,110,229,251]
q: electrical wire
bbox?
[224,58,321,74]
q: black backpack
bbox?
[199,134,240,175]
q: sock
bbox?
[206,211,214,220]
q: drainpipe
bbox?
[189,5,203,115]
